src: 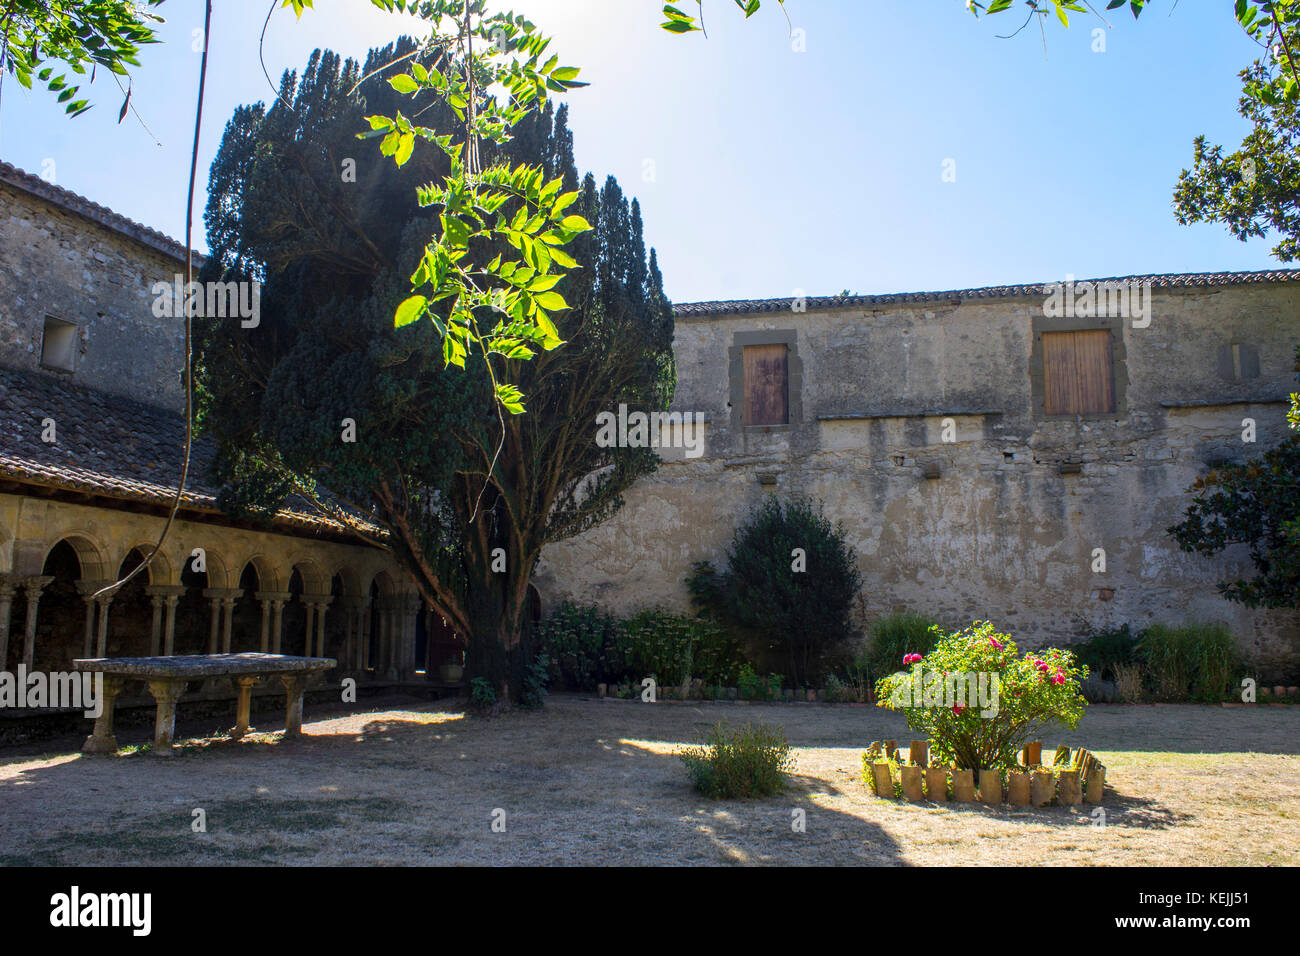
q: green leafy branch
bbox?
[287,0,589,416]
[1,0,165,117]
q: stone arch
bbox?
[116,543,174,587]
[288,557,329,595]
[182,544,231,588]
[44,533,110,582]
[241,554,282,593]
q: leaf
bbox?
[534,290,569,311]
[118,87,130,123]
[388,74,419,94]
[395,132,415,166]
[549,247,579,269]
[394,295,427,328]
[560,214,591,231]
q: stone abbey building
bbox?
[3,160,1299,684]
[0,162,441,686]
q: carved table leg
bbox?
[148,678,187,756]
[82,676,125,755]
[280,674,309,737]
[230,675,260,739]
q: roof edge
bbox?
[672,268,1300,317]
[0,160,203,268]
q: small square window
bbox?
[40,316,78,372]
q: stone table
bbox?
[71,653,336,757]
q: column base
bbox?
[82,733,118,755]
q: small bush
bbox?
[865,612,942,684]
[1074,622,1139,681]
[619,609,741,687]
[875,621,1088,771]
[680,722,794,798]
[469,677,496,709]
[536,602,624,691]
[1138,622,1239,701]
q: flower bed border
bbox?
[863,739,1106,807]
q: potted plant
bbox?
[438,651,465,683]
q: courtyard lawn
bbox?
[0,695,1296,866]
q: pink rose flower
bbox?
[953,704,966,715]
[1052,670,1065,685]
[989,638,1003,649]
[903,653,922,665]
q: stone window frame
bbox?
[1028,314,1128,420]
[728,329,804,430]
[39,313,80,374]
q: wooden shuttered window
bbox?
[743,344,789,425]
[1042,329,1116,415]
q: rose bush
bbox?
[874,621,1088,770]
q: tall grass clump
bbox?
[1138,622,1239,701]
[680,722,793,798]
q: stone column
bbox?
[93,592,114,658]
[258,598,271,652]
[203,589,222,655]
[400,593,421,680]
[148,594,164,656]
[256,592,292,654]
[358,601,372,672]
[304,595,332,658]
[220,595,239,653]
[20,575,53,670]
[142,585,186,656]
[271,599,285,653]
[162,591,182,655]
[338,600,354,672]
[0,575,17,670]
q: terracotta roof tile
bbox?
[672,269,1300,317]
[0,364,370,537]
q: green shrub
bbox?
[1138,622,1239,701]
[618,609,741,687]
[687,496,862,687]
[865,612,942,684]
[536,602,625,690]
[1074,622,1140,681]
[469,677,496,709]
[875,621,1088,770]
[680,722,794,798]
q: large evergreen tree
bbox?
[196,40,674,699]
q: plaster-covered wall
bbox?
[536,283,1300,672]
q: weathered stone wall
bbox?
[0,181,187,411]
[535,282,1300,673]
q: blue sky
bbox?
[0,0,1281,303]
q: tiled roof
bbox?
[0,364,369,538]
[671,269,1300,317]
[0,161,202,267]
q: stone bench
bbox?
[72,652,336,757]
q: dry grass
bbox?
[0,695,1296,866]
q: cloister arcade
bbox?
[0,495,466,682]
